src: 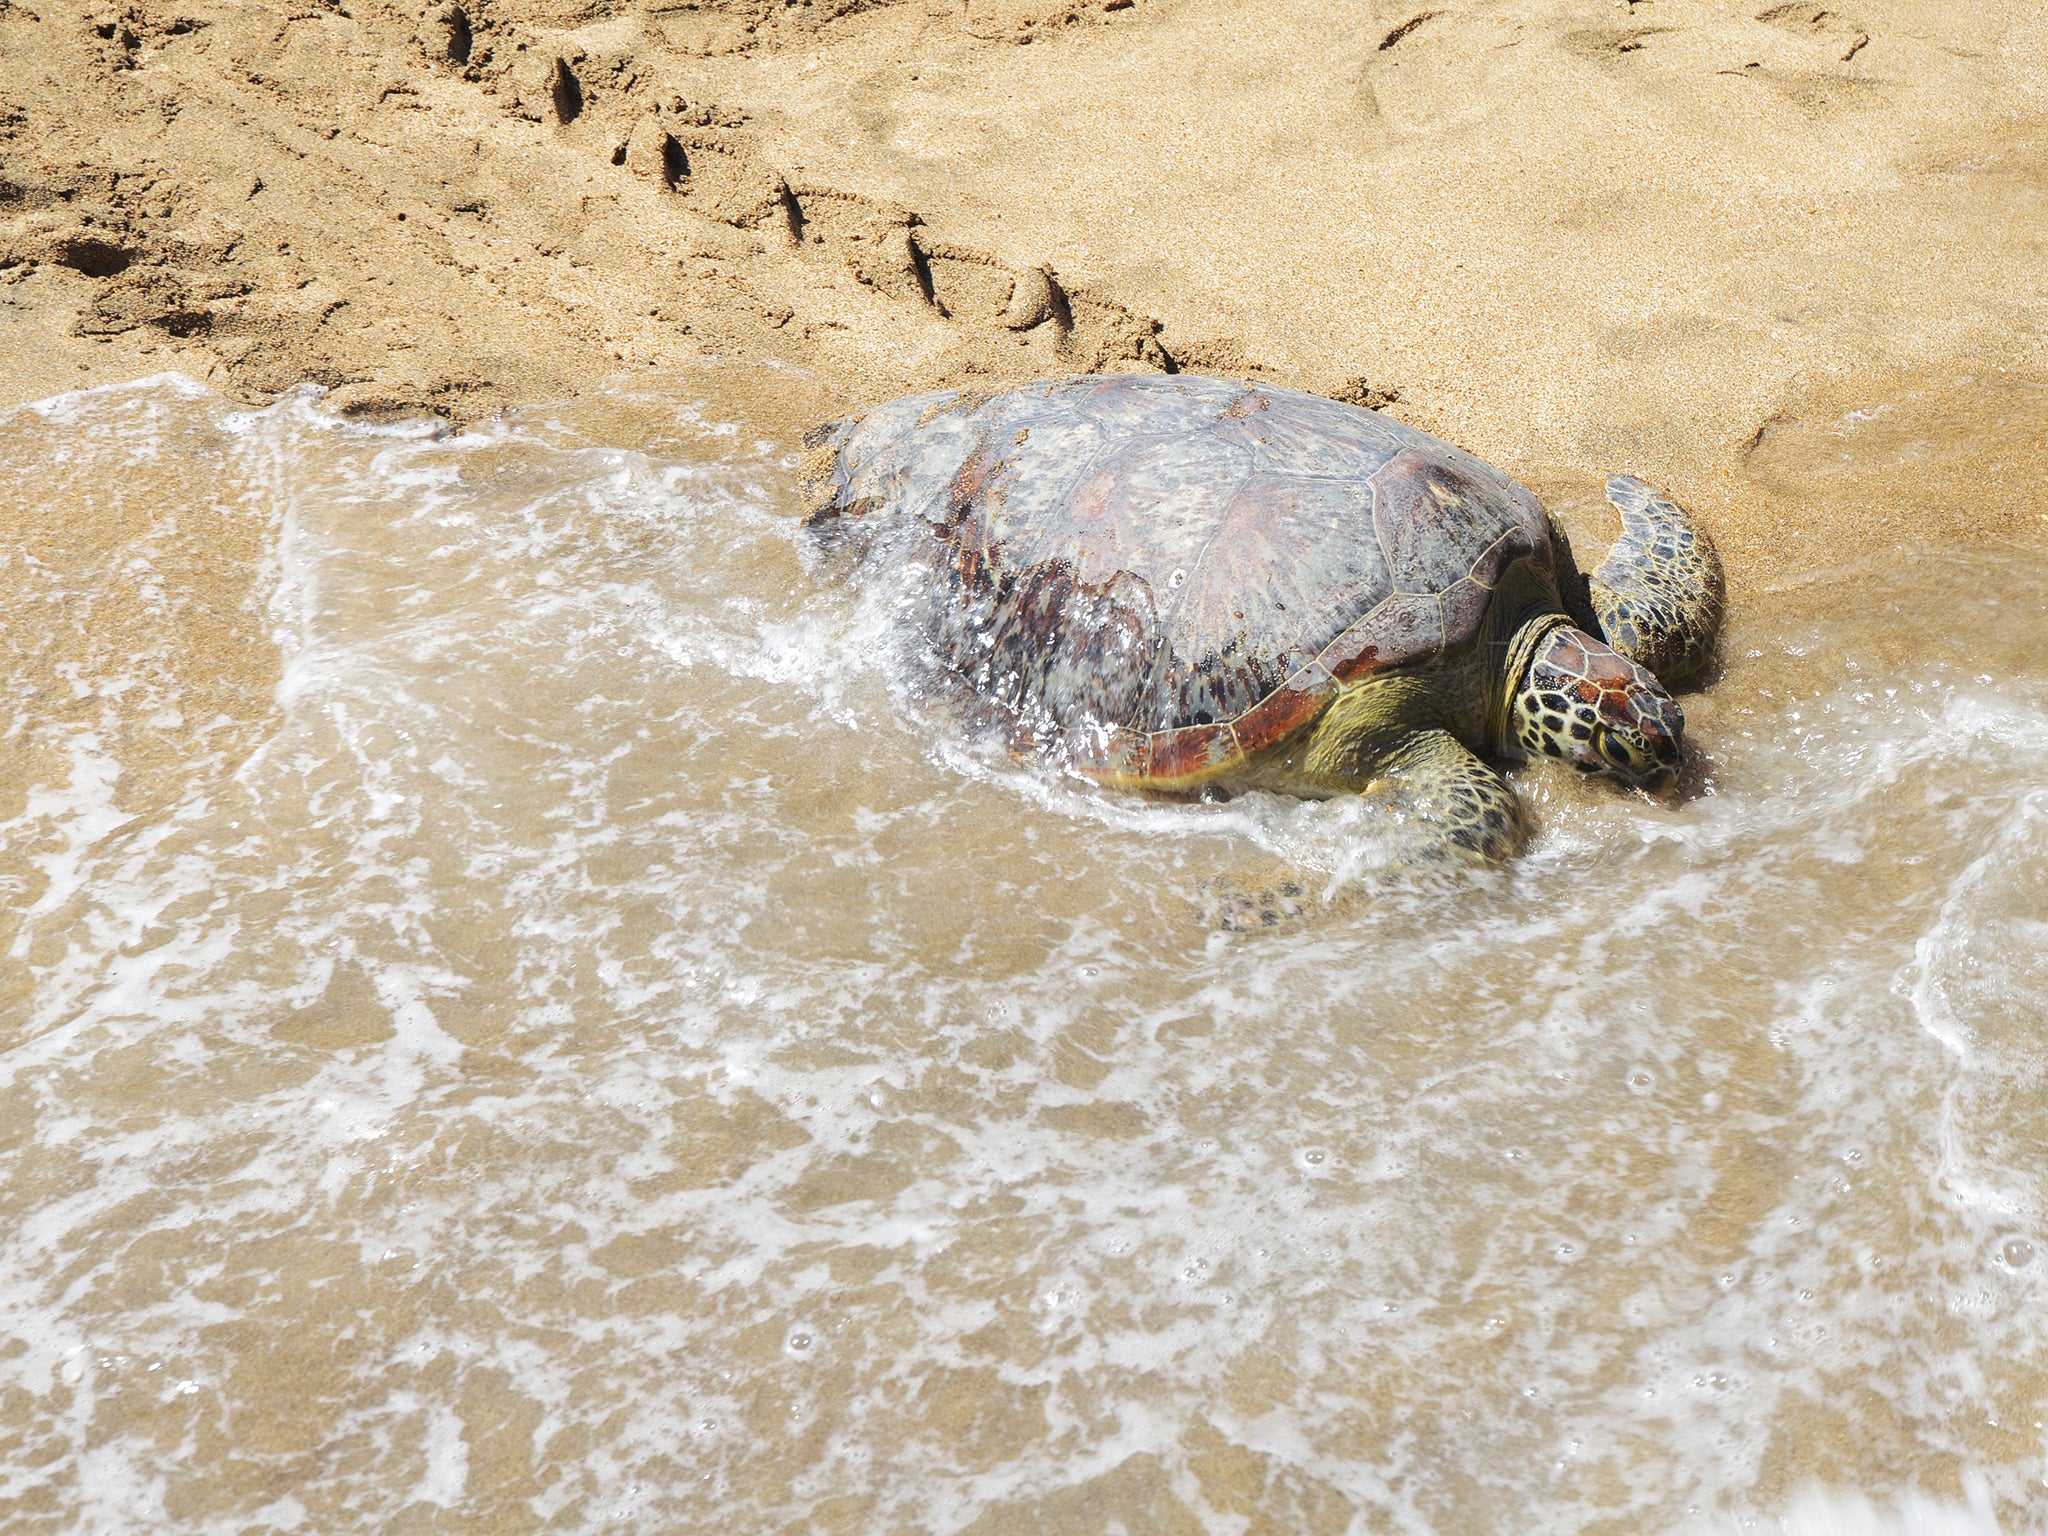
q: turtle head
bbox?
[1511,624,1684,792]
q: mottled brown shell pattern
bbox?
[803,375,1556,785]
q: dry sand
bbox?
[1,0,2045,574]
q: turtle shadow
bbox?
[1672,645,1731,695]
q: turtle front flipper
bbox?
[1358,729,1527,865]
[1589,475,1725,686]
[1205,729,1522,928]
[1202,861,1315,931]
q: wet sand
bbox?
[4,371,2047,1534]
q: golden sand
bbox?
[2,0,2043,580]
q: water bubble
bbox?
[2002,1237,2035,1269]
[1627,1068,1654,1094]
[1299,1147,1327,1168]
[785,1330,814,1356]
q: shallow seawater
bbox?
[2,375,2045,1535]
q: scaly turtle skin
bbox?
[802,375,1722,863]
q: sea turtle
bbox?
[800,374,1722,864]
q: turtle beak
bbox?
[1641,696,1685,794]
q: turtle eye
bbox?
[1590,725,1639,773]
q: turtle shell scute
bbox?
[1209,388,1416,480]
[1371,448,1519,597]
[1320,591,1445,678]
[1076,373,1246,436]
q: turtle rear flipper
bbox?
[1590,475,1725,686]
[799,416,859,529]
